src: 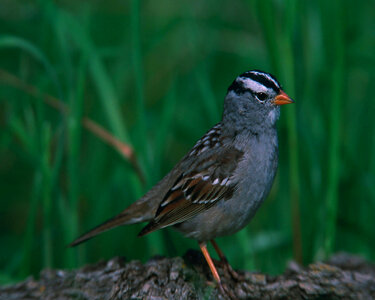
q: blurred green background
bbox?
[1,0,374,284]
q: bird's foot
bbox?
[218,282,237,300]
[216,257,244,282]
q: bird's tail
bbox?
[69,200,153,247]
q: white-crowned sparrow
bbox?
[70,70,293,296]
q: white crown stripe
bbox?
[240,78,268,94]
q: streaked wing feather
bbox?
[139,146,243,236]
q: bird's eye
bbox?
[255,92,267,102]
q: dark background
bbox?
[0,0,374,284]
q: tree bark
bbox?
[1,251,374,299]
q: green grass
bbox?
[0,0,374,284]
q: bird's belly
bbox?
[175,192,267,241]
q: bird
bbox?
[70,69,294,297]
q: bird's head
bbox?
[223,70,294,129]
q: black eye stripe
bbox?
[227,79,247,94]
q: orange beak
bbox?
[273,90,294,105]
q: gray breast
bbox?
[229,130,278,230]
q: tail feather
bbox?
[69,167,178,247]
[69,213,129,247]
[69,202,154,247]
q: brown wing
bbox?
[138,147,243,236]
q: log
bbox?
[1,251,374,299]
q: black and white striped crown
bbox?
[228,70,282,95]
